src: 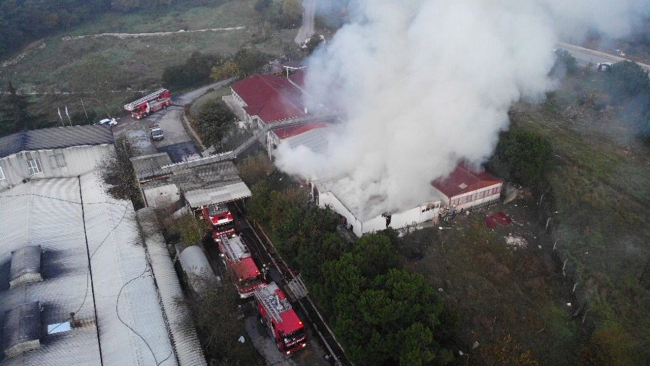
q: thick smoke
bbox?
[276,0,649,217]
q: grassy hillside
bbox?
[399,69,650,365]
[0,0,297,120]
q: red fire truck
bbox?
[218,235,264,298]
[254,282,307,354]
[205,204,236,240]
[124,88,172,119]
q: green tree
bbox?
[0,81,45,136]
[233,48,269,77]
[170,213,211,246]
[496,128,552,189]
[210,60,241,81]
[606,61,650,98]
[180,270,259,365]
[248,181,272,223]
[552,49,577,76]
[281,0,302,27]
[98,135,144,208]
[194,100,235,148]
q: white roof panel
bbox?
[184,181,252,208]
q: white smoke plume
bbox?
[276,0,650,218]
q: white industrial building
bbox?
[311,179,442,237]
[431,163,504,210]
[0,125,114,189]
[0,126,206,366]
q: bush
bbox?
[162,52,224,90]
[247,186,456,366]
[494,128,552,190]
[193,100,235,148]
[551,49,578,77]
[606,61,650,98]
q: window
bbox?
[28,158,42,175]
[0,166,4,180]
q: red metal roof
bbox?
[431,163,503,198]
[288,70,306,88]
[231,75,306,124]
[273,122,328,140]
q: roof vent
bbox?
[458,183,468,189]
[10,246,42,288]
[3,302,42,358]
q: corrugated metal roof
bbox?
[231,75,306,123]
[184,181,252,208]
[137,209,207,366]
[131,153,174,180]
[0,125,114,159]
[0,175,178,366]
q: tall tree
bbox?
[0,81,43,136]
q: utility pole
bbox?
[80,99,90,124]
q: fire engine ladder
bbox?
[254,289,284,323]
[287,274,309,300]
[220,235,240,262]
[124,88,167,110]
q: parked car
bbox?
[150,125,164,141]
[97,118,118,126]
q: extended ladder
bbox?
[124,88,167,111]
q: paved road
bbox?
[112,79,232,160]
[560,42,650,72]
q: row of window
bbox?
[451,186,501,206]
[0,158,43,181]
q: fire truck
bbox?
[204,204,236,240]
[124,88,172,119]
[218,235,264,298]
[254,282,307,354]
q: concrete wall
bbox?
[0,145,114,189]
[266,132,280,160]
[316,189,364,237]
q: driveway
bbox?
[113,79,232,161]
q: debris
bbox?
[567,303,572,307]
[505,235,527,250]
[438,288,444,292]
[472,341,480,349]
[238,336,245,343]
[538,245,542,249]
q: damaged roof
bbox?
[171,161,252,207]
[0,125,114,159]
[0,175,178,366]
[431,163,503,198]
[131,153,174,180]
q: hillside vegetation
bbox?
[0,0,298,125]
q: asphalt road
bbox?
[560,42,650,72]
[112,79,232,161]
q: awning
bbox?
[184,181,252,208]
